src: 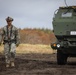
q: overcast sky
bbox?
[0,0,76,29]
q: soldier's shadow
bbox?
[0,54,6,71]
[67,62,76,65]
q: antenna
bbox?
[64,0,68,7]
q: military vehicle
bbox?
[51,6,76,65]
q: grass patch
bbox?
[0,44,54,54]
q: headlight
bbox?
[57,44,60,48]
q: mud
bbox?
[0,53,76,75]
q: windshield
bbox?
[61,12,72,17]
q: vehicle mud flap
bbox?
[57,49,68,65]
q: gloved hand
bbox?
[16,44,19,47]
[0,43,1,46]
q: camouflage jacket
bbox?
[0,25,20,45]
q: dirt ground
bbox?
[0,53,76,75]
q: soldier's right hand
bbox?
[0,43,1,46]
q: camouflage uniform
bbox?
[0,17,20,67]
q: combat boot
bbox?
[11,61,15,67]
[6,64,10,68]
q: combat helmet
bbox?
[6,16,13,21]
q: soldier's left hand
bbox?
[16,44,19,47]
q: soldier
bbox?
[0,16,20,68]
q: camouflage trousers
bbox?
[4,43,16,64]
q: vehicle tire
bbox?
[57,50,67,65]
